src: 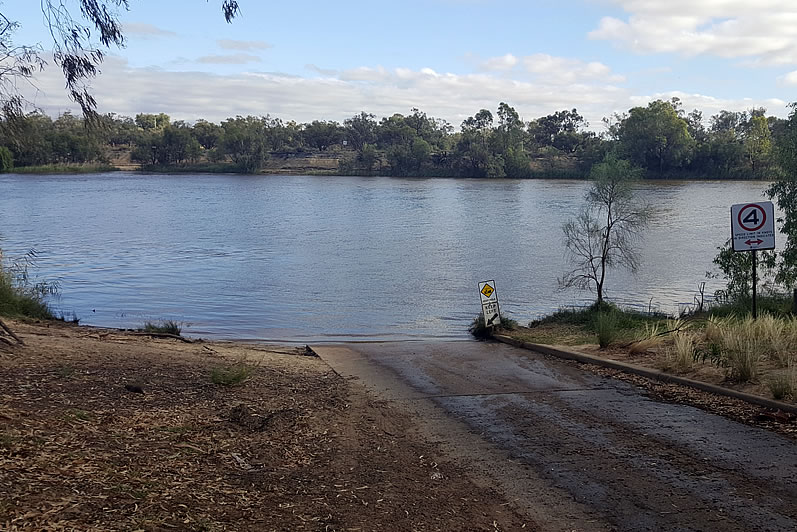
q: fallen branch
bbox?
[0,318,24,345]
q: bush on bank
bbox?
[0,250,55,320]
[469,313,519,339]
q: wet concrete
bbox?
[313,341,797,532]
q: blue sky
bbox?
[5,0,797,130]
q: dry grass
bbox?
[667,332,695,372]
[756,314,797,367]
[724,329,762,382]
[696,313,797,383]
[630,322,664,355]
[703,316,729,346]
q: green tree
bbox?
[560,155,651,305]
[456,109,496,177]
[503,146,531,178]
[219,116,269,173]
[0,112,54,166]
[356,143,378,174]
[744,114,772,173]
[191,119,223,150]
[403,108,450,149]
[767,102,797,286]
[0,146,13,171]
[135,113,170,131]
[344,112,377,151]
[104,114,138,147]
[158,123,200,165]
[376,114,414,147]
[530,108,588,153]
[302,121,343,151]
[613,99,694,172]
[373,110,450,176]
[710,241,776,304]
[492,102,525,155]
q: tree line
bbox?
[0,98,789,179]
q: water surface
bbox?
[0,173,772,341]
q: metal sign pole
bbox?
[752,249,758,320]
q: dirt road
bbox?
[314,341,797,532]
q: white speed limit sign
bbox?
[730,202,775,252]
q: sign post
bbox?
[730,201,776,319]
[478,280,501,328]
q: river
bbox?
[0,173,773,341]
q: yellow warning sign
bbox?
[481,284,494,298]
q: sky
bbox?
[4,0,797,131]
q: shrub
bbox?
[593,312,618,349]
[0,249,55,319]
[140,320,182,335]
[768,370,794,400]
[469,313,518,339]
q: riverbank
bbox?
[0,319,529,530]
[7,148,773,179]
[7,163,119,174]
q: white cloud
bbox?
[305,64,338,76]
[197,54,262,64]
[590,1,797,65]
[476,52,624,83]
[480,53,519,72]
[628,91,786,117]
[18,56,789,131]
[123,23,177,38]
[781,70,797,85]
[522,54,625,83]
[339,66,389,82]
[217,39,272,51]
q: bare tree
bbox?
[559,154,651,305]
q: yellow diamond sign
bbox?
[481,283,494,299]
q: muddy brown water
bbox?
[315,341,797,532]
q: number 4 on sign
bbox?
[743,210,759,225]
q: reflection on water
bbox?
[0,173,772,341]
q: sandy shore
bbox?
[0,319,531,531]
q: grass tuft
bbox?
[630,322,664,355]
[211,364,253,386]
[723,325,761,382]
[140,320,182,335]
[668,332,695,372]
